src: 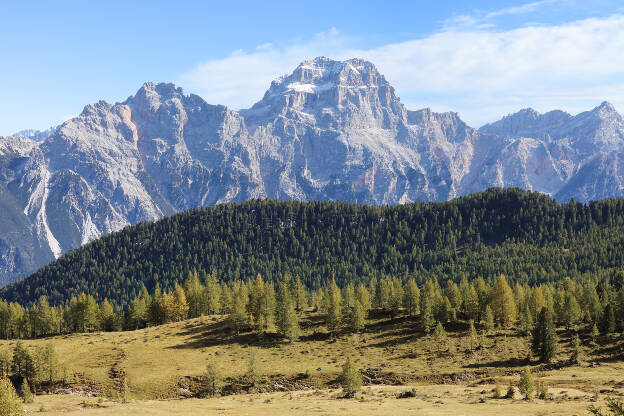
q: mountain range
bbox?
[1,56,623,286]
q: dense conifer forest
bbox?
[3,187,624,308]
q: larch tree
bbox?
[0,376,22,416]
[326,278,343,334]
[340,356,362,398]
[403,278,420,316]
[349,300,366,333]
[490,275,517,328]
[293,275,308,312]
[276,275,300,342]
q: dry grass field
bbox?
[3,312,624,414]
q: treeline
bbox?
[1,269,623,354]
[4,188,624,307]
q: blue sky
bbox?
[1,0,624,134]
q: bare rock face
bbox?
[1,56,624,285]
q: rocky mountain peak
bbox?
[591,101,620,119]
[244,57,405,130]
[479,107,571,138]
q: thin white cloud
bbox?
[442,0,563,30]
[179,14,624,127]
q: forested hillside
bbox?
[2,188,624,307]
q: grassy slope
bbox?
[3,311,623,415]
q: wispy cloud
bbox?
[442,0,563,30]
[179,13,624,127]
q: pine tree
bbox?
[490,275,517,328]
[0,377,22,415]
[340,356,362,398]
[518,367,534,400]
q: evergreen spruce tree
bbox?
[532,308,557,362]
[600,303,616,335]
[0,377,22,415]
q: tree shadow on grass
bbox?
[463,356,529,369]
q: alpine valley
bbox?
[1,56,624,285]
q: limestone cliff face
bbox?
[1,57,623,285]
